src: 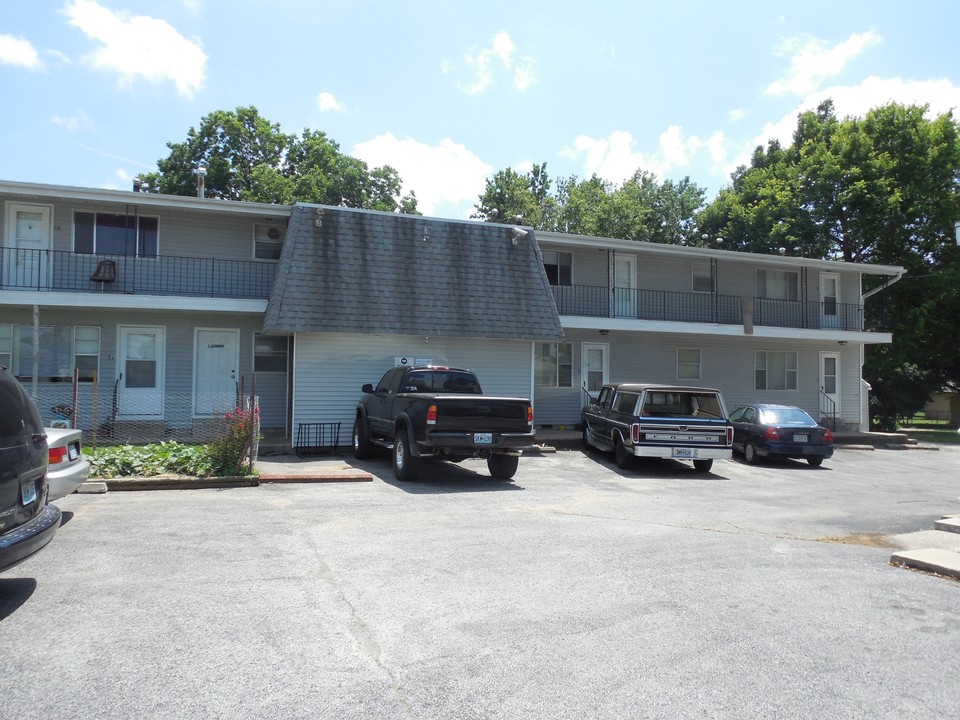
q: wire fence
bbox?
[28,377,260,450]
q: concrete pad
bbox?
[887,529,960,552]
[890,548,960,580]
[934,517,960,534]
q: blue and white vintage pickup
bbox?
[581,383,734,473]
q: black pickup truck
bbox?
[353,366,535,481]
[581,383,733,473]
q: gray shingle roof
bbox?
[263,204,564,341]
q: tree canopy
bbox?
[473,164,707,245]
[697,100,960,429]
[139,106,419,213]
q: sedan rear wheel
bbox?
[807,457,824,468]
[743,440,758,465]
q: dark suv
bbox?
[0,367,61,573]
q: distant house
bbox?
[0,179,904,446]
[924,390,960,427]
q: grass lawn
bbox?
[901,427,960,445]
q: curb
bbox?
[258,472,372,483]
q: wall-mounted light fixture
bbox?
[599,329,610,336]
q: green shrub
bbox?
[86,442,214,478]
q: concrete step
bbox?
[934,517,960,534]
[890,548,960,580]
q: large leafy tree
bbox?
[140,106,418,213]
[473,163,706,244]
[699,100,960,429]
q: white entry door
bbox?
[614,255,637,317]
[820,351,840,419]
[581,342,609,402]
[3,203,52,288]
[820,272,840,328]
[117,326,165,418]
[194,329,239,416]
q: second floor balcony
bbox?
[0,247,274,300]
[551,284,874,332]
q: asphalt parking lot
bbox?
[2,446,959,720]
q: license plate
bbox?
[672,447,695,458]
[68,444,80,461]
[794,434,809,443]
[474,433,493,444]
[21,480,38,505]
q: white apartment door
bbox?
[581,343,609,403]
[820,351,840,419]
[194,329,239,416]
[3,203,51,288]
[117,326,165,418]
[820,272,840,328]
[614,255,637,317]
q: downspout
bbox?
[858,270,904,432]
[861,271,904,301]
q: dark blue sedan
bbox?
[728,404,834,467]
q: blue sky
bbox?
[2,1,960,220]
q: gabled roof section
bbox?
[264,205,564,341]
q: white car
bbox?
[45,427,91,501]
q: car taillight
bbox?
[427,405,437,425]
[49,446,67,464]
[763,427,781,441]
[527,406,534,425]
[632,423,640,443]
[823,428,833,443]
[725,426,734,446]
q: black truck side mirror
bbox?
[361,383,374,394]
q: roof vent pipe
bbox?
[195,166,207,198]
[132,178,141,192]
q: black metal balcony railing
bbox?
[552,284,869,332]
[0,247,274,299]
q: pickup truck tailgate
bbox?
[433,397,531,432]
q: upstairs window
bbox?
[74,212,158,257]
[254,223,284,260]
[542,250,572,286]
[757,269,799,301]
[692,260,714,293]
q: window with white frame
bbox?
[755,350,798,390]
[74,212,158,257]
[757,269,799,301]
[535,342,572,387]
[254,223,284,260]
[542,250,572,286]
[254,333,288,372]
[6,325,100,382]
[677,348,701,381]
[691,260,714,293]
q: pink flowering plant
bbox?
[210,405,261,476]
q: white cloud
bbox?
[62,0,206,98]
[728,108,746,122]
[52,110,95,133]
[353,133,493,218]
[766,31,882,96]
[460,31,536,95]
[0,34,43,69]
[560,124,722,186]
[317,92,344,113]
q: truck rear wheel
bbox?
[353,418,373,459]
[487,454,519,480]
[393,430,420,482]
[693,459,713,473]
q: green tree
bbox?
[698,99,960,429]
[140,106,419,213]
[474,163,706,243]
